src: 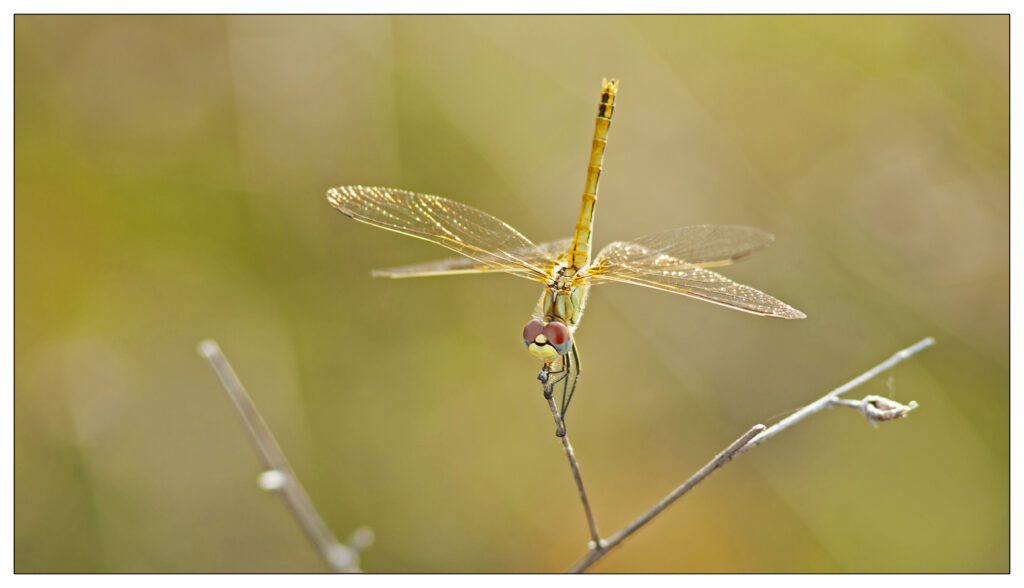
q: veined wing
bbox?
[373,239,572,279]
[582,226,805,319]
[594,225,775,269]
[327,186,553,282]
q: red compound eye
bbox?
[523,320,544,344]
[542,321,570,346]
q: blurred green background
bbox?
[14,15,1008,572]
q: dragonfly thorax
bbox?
[545,262,576,290]
[537,282,590,331]
[546,277,572,293]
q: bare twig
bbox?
[567,336,935,573]
[539,369,602,547]
[739,336,934,454]
[568,424,765,573]
[198,340,371,573]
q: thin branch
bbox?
[198,340,371,573]
[539,369,602,547]
[739,336,933,454]
[567,336,935,573]
[568,424,765,573]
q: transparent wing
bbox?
[327,186,554,282]
[596,225,775,269]
[373,238,573,279]
[582,226,805,319]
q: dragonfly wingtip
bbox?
[326,187,342,206]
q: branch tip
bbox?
[197,339,221,359]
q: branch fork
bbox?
[544,337,935,573]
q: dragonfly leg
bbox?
[560,359,570,422]
[559,341,582,426]
[553,349,578,437]
[544,359,570,399]
[558,352,571,418]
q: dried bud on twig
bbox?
[857,395,919,426]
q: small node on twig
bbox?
[348,526,376,551]
[257,469,288,492]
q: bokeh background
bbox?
[15,15,1008,572]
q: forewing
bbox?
[327,186,552,282]
[373,238,573,279]
[584,227,804,319]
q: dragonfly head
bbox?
[522,319,572,362]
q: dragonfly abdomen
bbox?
[569,78,619,271]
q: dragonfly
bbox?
[327,79,804,435]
